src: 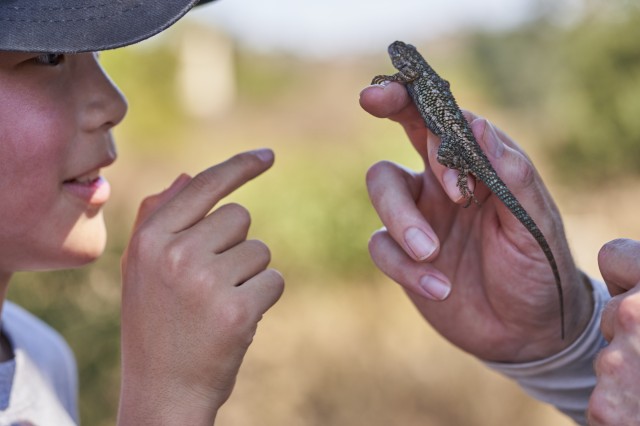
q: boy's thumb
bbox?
[133,173,192,229]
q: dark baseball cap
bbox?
[0,0,217,53]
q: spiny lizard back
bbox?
[372,41,565,339]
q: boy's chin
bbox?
[23,243,106,273]
[65,246,105,267]
[60,221,108,266]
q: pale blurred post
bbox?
[177,23,236,119]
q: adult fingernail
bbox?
[419,275,451,301]
[404,227,436,261]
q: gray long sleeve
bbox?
[485,278,610,425]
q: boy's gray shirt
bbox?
[0,301,78,425]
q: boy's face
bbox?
[0,52,127,274]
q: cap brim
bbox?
[0,0,207,53]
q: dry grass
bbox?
[216,282,576,426]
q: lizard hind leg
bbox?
[456,171,480,208]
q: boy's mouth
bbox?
[65,170,100,185]
[63,170,111,206]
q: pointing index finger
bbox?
[149,149,275,233]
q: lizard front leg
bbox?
[371,65,420,85]
[371,72,411,85]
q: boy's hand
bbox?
[360,83,592,362]
[588,239,640,425]
[118,149,284,425]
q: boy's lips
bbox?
[63,169,111,206]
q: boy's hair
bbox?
[0,0,215,53]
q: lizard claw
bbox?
[462,193,480,208]
[371,75,391,85]
[457,171,480,208]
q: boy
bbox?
[0,1,284,424]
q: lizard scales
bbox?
[372,41,564,339]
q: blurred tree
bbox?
[101,45,187,153]
[469,0,640,184]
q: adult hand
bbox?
[118,149,284,425]
[589,238,640,425]
[360,82,592,362]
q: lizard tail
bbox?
[487,176,566,340]
[522,213,565,340]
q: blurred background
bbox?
[8,0,640,424]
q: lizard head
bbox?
[387,41,424,74]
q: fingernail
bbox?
[482,120,504,158]
[419,275,451,301]
[252,148,274,163]
[404,227,436,260]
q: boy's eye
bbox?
[33,53,65,66]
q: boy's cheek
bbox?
[0,199,108,270]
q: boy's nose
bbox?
[78,53,128,132]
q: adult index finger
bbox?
[150,149,275,233]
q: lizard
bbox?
[371,40,565,340]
